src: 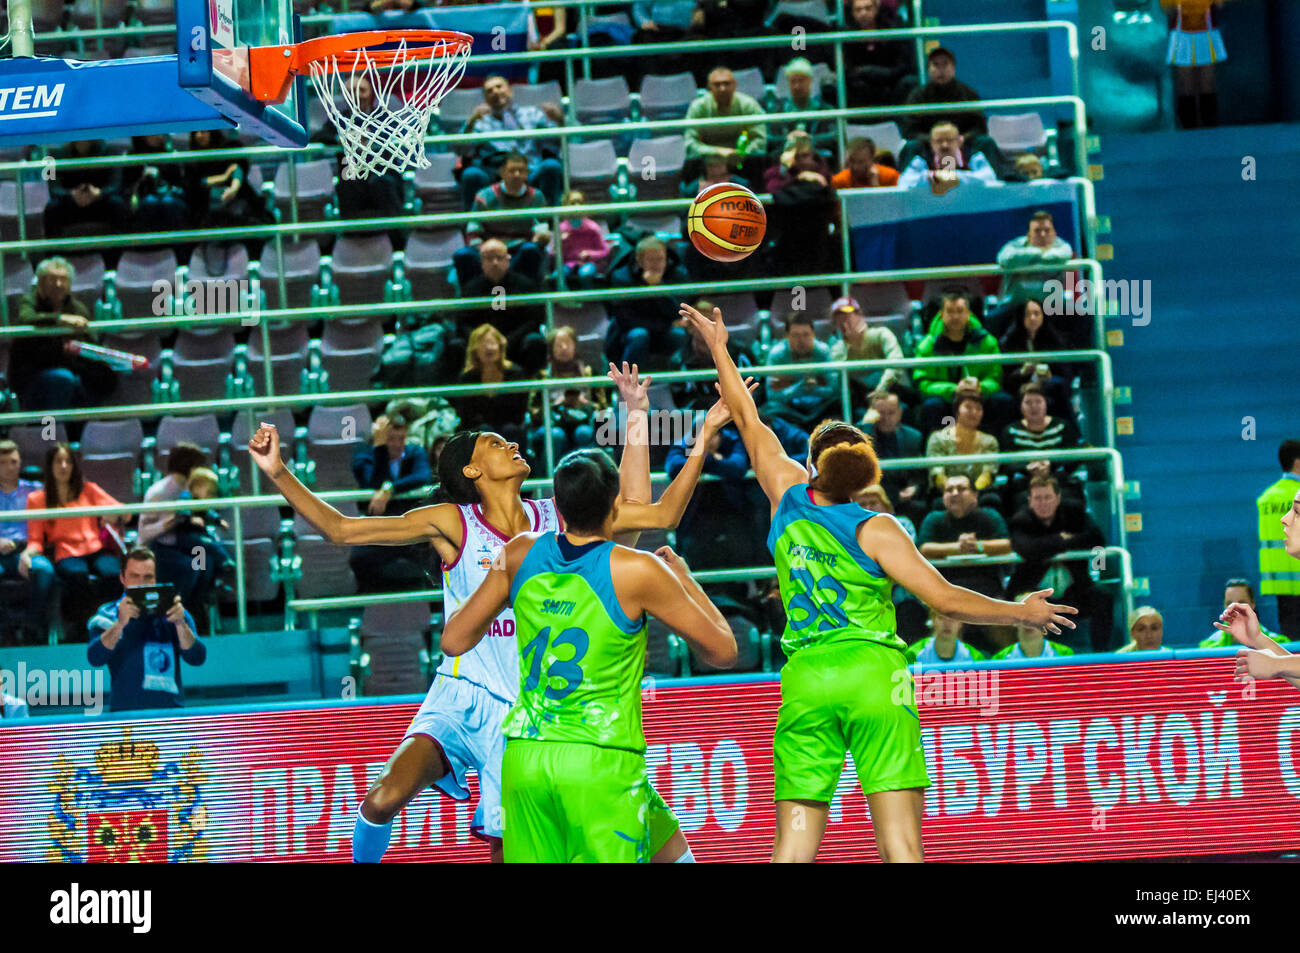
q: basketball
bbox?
[687,182,767,263]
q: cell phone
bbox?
[127,584,177,616]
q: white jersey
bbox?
[435,497,562,702]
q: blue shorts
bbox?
[405,674,510,841]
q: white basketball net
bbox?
[307,37,470,180]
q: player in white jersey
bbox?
[249,366,737,862]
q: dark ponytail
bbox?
[430,431,483,505]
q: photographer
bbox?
[87,547,204,713]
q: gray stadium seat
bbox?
[228,409,295,494]
[246,321,310,396]
[8,422,68,469]
[0,179,48,242]
[731,67,767,106]
[272,159,335,223]
[639,73,699,123]
[573,77,631,125]
[187,244,251,316]
[512,81,563,112]
[171,329,236,402]
[565,139,618,205]
[402,229,461,301]
[156,414,221,458]
[100,332,163,405]
[844,121,905,158]
[435,88,480,134]
[5,256,32,316]
[307,403,371,490]
[850,280,913,339]
[627,135,686,201]
[113,248,177,321]
[259,240,321,311]
[411,152,460,214]
[320,318,383,393]
[65,253,105,315]
[988,112,1049,154]
[329,233,394,307]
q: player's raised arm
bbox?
[679,302,806,509]
[608,361,652,547]
[863,511,1078,633]
[617,546,736,668]
[248,422,458,547]
[443,534,535,656]
[1216,602,1292,656]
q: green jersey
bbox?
[506,534,649,753]
[767,483,906,657]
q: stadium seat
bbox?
[187,244,252,315]
[133,0,175,25]
[8,422,68,468]
[768,286,834,329]
[5,256,33,316]
[80,419,145,503]
[259,240,321,312]
[101,331,163,405]
[359,601,433,694]
[221,537,281,604]
[731,67,767,106]
[112,248,178,321]
[170,329,237,402]
[639,72,699,123]
[401,230,462,301]
[290,522,359,600]
[65,253,105,315]
[306,403,371,490]
[844,121,906,159]
[711,292,760,350]
[512,81,563,112]
[328,234,394,307]
[156,414,221,458]
[624,213,682,240]
[228,409,295,494]
[246,321,310,396]
[70,0,128,29]
[28,0,65,30]
[411,152,461,214]
[0,179,48,242]
[988,112,1049,154]
[319,318,383,393]
[272,159,336,223]
[573,77,631,125]
[565,139,618,205]
[626,135,686,201]
[434,87,480,134]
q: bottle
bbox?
[65,340,148,371]
[735,130,750,158]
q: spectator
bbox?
[828,295,910,407]
[452,324,531,450]
[997,301,1075,415]
[605,237,689,372]
[121,134,189,233]
[1014,154,1045,181]
[43,139,124,240]
[1005,475,1114,652]
[1116,605,1166,653]
[897,122,998,190]
[529,326,605,460]
[999,381,1083,510]
[456,151,551,286]
[913,291,1013,435]
[459,75,564,208]
[0,440,47,643]
[773,58,835,155]
[87,546,203,712]
[138,443,225,630]
[862,390,926,526]
[456,239,548,374]
[830,137,901,190]
[987,211,1075,338]
[558,191,611,290]
[529,0,572,86]
[905,610,986,664]
[10,256,117,412]
[684,67,768,183]
[856,481,927,643]
[184,129,274,236]
[855,482,914,539]
[1164,0,1226,129]
[349,412,433,593]
[762,132,838,278]
[670,298,753,411]
[843,0,915,108]
[1201,578,1281,649]
[901,47,987,140]
[21,443,125,641]
[918,474,1011,603]
[178,467,232,624]
[925,392,1001,505]
[630,0,703,81]
[993,596,1076,659]
[1257,440,1300,639]
[761,312,838,430]
[681,153,751,197]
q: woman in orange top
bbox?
[1163,0,1230,128]
[19,443,124,639]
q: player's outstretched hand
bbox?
[608,361,651,413]
[678,302,729,353]
[1018,588,1078,636]
[248,423,285,477]
[703,377,760,431]
[1235,647,1282,682]
[1215,601,1265,649]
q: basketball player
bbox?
[248,366,728,863]
[1223,486,1300,687]
[679,301,1076,862]
[441,448,737,862]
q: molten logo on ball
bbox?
[688,183,767,263]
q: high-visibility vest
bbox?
[1258,474,1300,596]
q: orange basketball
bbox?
[687,182,767,263]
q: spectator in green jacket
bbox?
[913,291,1014,436]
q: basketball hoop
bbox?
[248,30,472,179]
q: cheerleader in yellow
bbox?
[1163,0,1229,128]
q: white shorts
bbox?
[1167,28,1226,67]
[404,674,511,841]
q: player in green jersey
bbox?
[680,301,1077,863]
[442,447,738,862]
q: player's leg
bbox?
[353,735,450,862]
[647,785,692,862]
[769,645,850,862]
[500,740,567,863]
[772,799,830,863]
[472,692,511,864]
[842,643,930,863]
[864,789,925,863]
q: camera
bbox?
[126,584,177,616]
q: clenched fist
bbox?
[248,423,286,478]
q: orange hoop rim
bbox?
[295,30,474,73]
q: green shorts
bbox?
[501,739,652,863]
[773,640,930,803]
[647,783,679,857]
